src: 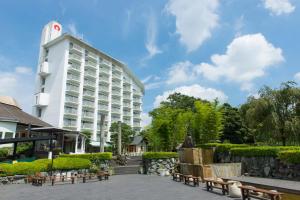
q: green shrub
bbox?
[142,152,178,159]
[0,157,91,175]
[59,152,112,164]
[230,146,300,157]
[0,148,10,158]
[198,143,249,153]
[16,143,32,154]
[278,150,300,164]
[53,157,91,170]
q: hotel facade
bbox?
[33,21,144,147]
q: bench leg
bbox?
[206,182,210,191]
[221,185,225,195]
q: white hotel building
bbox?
[33,21,144,147]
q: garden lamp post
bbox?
[117,121,122,155]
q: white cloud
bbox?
[294,72,300,83]
[142,75,163,90]
[0,68,35,113]
[67,23,83,39]
[263,0,295,15]
[141,112,152,128]
[145,81,164,90]
[166,0,219,52]
[15,66,32,75]
[198,33,284,91]
[234,15,244,36]
[145,12,162,59]
[166,61,197,85]
[154,84,227,108]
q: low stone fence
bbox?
[214,153,300,180]
[143,158,178,175]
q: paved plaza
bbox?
[0,175,233,200]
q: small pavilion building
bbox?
[0,96,86,159]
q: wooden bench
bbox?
[183,175,199,187]
[204,178,230,195]
[172,173,184,182]
[239,185,283,200]
[32,177,44,186]
[97,171,109,181]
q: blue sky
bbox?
[0,0,299,126]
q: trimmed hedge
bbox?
[198,143,249,153]
[0,157,91,176]
[142,152,178,159]
[278,150,300,164]
[230,146,300,157]
[59,152,112,164]
[0,148,10,158]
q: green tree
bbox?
[240,81,300,145]
[192,101,223,144]
[221,103,247,144]
[109,122,135,154]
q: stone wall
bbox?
[143,158,178,175]
[214,153,300,180]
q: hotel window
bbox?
[41,77,46,85]
[4,132,14,139]
[37,108,42,117]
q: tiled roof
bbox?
[0,102,51,127]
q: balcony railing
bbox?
[98,105,109,111]
[112,73,121,80]
[98,95,109,101]
[83,90,94,97]
[69,44,83,54]
[123,102,131,108]
[85,60,97,69]
[84,80,95,88]
[123,94,131,100]
[99,75,110,83]
[68,64,81,72]
[69,53,82,63]
[66,85,79,93]
[84,70,96,78]
[111,99,120,104]
[112,90,121,96]
[123,111,131,116]
[65,96,78,104]
[65,108,77,115]
[86,52,97,61]
[67,74,80,82]
[82,112,94,118]
[81,124,93,130]
[99,86,109,92]
[82,101,94,108]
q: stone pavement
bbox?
[0,175,234,200]
[228,176,300,192]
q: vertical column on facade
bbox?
[107,60,113,141]
[76,43,85,132]
[120,68,124,124]
[130,80,134,127]
[93,55,99,143]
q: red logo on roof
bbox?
[54,24,61,31]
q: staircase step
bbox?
[114,165,141,175]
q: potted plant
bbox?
[157,164,167,176]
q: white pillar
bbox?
[75,135,78,153]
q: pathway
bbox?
[0,175,233,200]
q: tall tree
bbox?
[221,103,247,144]
[109,122,135,153]
[240,81,300,145]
